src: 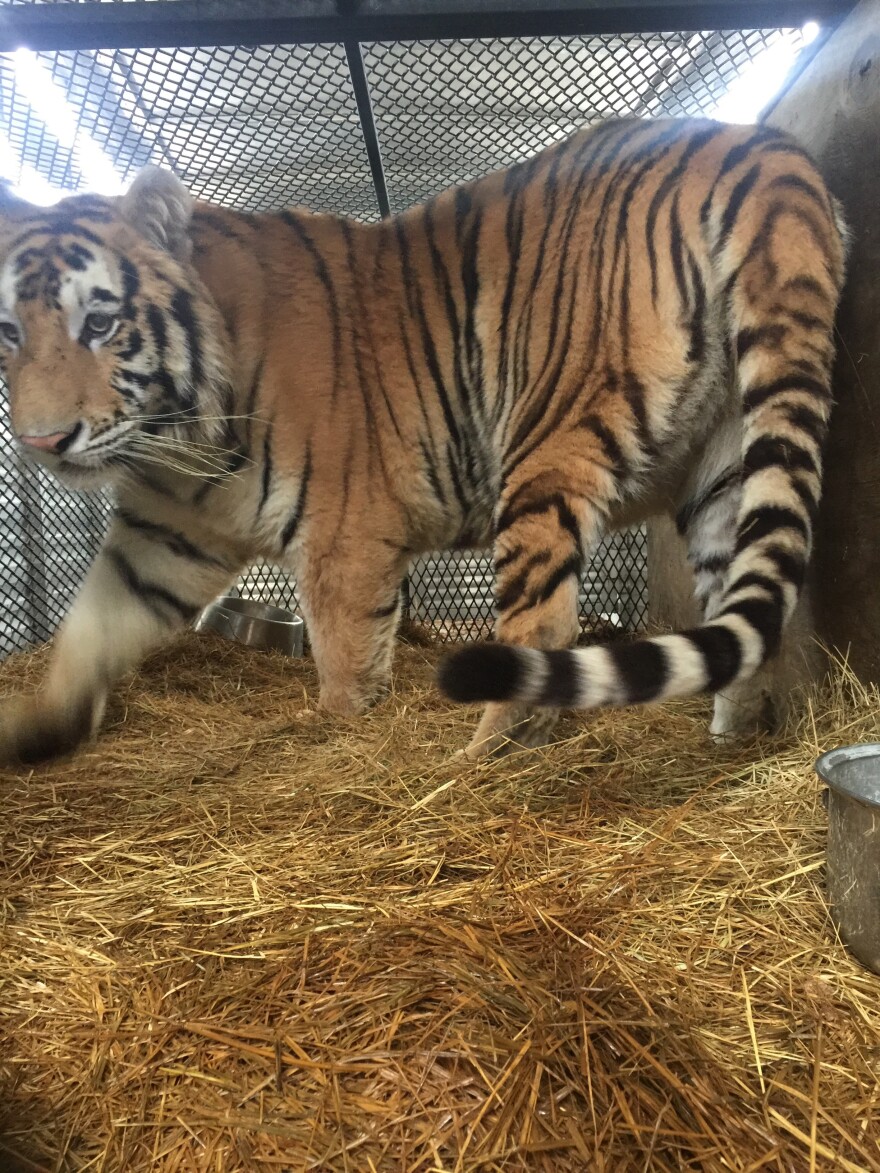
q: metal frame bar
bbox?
[16,463,48,647]
[0,0,854,54]
[344,40,391,219]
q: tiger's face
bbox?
[0,168,228,491]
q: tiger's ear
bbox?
[120,166,193,261]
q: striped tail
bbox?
[439,175,848,716]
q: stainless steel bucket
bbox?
[195,595,304,656]
[815,743,880,975]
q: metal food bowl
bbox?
[195,595,304,656]
[815,743,880,975]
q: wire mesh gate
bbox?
[0,2,832,656]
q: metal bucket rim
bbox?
[815,743,880,808]
[207,596,303,628]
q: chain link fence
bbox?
[0,9,814,654]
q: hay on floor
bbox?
[1,629,878,1172]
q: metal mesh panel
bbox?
[0,406,111,656]
[408,528,648,644]
[362,30,804,210]
[1,42,379,213]
[0,21,812,655]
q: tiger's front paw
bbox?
[317,687,368,720]
[318,679,390,719]
[0,692,101,766]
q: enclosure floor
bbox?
[1,632,879,1172]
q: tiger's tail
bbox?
[438,158,848,716]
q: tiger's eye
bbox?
[85,312,115,337]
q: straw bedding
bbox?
[1,627,878,1172]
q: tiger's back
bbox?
[0,117,846,762]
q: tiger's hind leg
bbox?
[677,419,787,740]
[462,466,604,761]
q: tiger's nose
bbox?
[19,425,80,454]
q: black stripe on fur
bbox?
[686,624,742,691]
[281,446,313,549]
[742,374,828,413]
[743,436,818,477]
[720,596,783,658]
[371,593,400,620]
[608,641,670,704]
[734,505,809,554]
[106,548,197,624]
[693,553,729,575]
[437,643,524,703]
[539,650,581,707]
[116,509,230,570]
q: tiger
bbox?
[0,116,846,766]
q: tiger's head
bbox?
[0,167,230,490]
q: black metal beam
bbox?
[0,0,855,54]
[344,40,391,218]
